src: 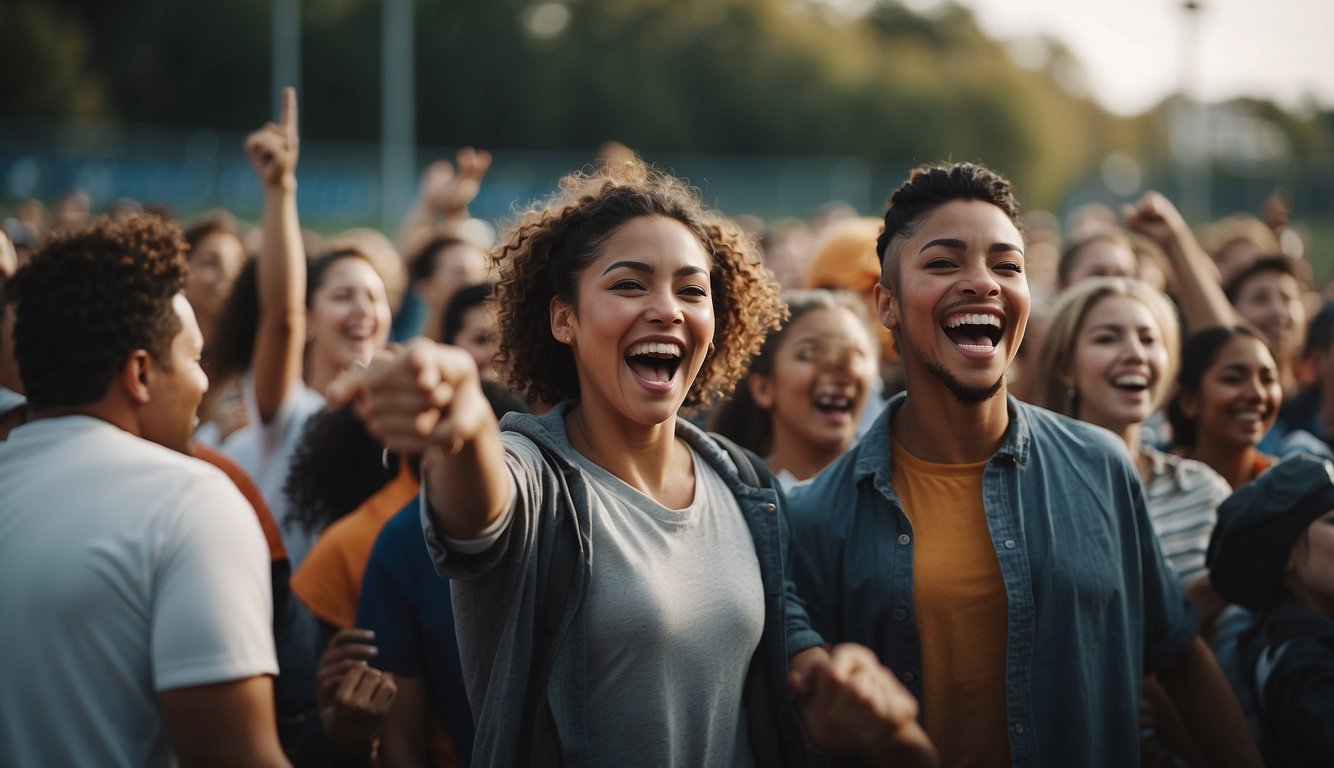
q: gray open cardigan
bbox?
[422,401,826,767]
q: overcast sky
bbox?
[941,0,1334,115]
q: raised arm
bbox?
[326,338,510,539]
[395,148,493,259]
[1124,191,1239,334]
[244,86,307,422]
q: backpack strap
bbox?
[709,432,775,490]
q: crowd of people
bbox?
[1,86,1331,767]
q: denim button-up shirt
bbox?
[788,394,1199,767]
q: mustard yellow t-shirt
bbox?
[892,439,1010,766]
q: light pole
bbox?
[1176,0,1211,220]
[271,0,301,121]
[382,0,416,232]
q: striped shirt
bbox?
[1141,445,1231,584]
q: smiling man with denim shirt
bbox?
[787,162,1261,767]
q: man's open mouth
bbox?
[942,312,1003,352]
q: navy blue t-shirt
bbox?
[356,498,475,764]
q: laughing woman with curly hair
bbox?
[328,158,934,767]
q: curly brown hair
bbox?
[8,215,188,410]
[494,159,783,410]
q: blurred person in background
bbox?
[183,216,252,444]
[1207,455,1334,765]
[709,289,878,489]
[48,190,91,234]
[0,227,17,278]
[407,236,489,343]
[1055,226,1138,292]
[1203,213,1282,286]
[761,216,817,289]
[392,148,493,340]
[1168,326,1281,491]
[805,215,899,420]
[441,281,502,381]
[1265,302,1334,458]
[1224,256,1308,405]
[214,88,391,565]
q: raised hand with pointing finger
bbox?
[246,87,299,192]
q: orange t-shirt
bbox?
[892,440,1010,766]
[290,462,420,628]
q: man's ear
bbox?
[748,372,776,411]
[120,350,153,405]
[873,281,899,332]
[550,296,574,345]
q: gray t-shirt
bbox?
[565,439,764,768]
[469,419,765,767]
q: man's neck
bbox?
[891,380,1010,464]
[32,402,139,437]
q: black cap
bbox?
[1207,454,1334,610]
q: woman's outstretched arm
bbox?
[327,339,511,540]
[244,86,307,422]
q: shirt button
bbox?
[1013,723,1024,734]
[902,670,916,683]
[1004,539,1017,549]
[893,608,908,621]
[898,534,911,546]
[763,503,776,514]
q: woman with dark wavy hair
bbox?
[329,157,933,767]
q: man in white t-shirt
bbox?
[0,216,289,766]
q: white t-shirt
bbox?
[0,416,277,767]
[221,375,325,565]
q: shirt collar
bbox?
[853,391,1031,485]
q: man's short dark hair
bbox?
[8,215,188,410]
[1222,254,1304,304]
[875,162,1024,291]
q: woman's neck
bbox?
[1186,441,1258,490]
[305,353,341,397]
[766,428,845,483]
[564,402,693,508]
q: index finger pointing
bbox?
[281,86,298,139]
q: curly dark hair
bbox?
[494,158,783,410]
[875,162,1024,291]
[285,405,397,536]
[285,383,531,535]
[8,215,187,411]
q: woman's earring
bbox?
[1066,386,1077,403]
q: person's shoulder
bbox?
[1018,402,1128,459]
[787,438,866,517]
[1147,446,1231,497]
